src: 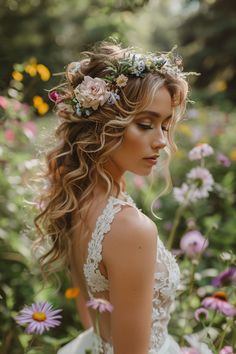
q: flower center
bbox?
[213,291,227,301]
[32,311,47,321]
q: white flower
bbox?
[187,167,214,199]
[74,76,111,110]
[184,335,214,354]
[116,74,128,87]
[188,144,214,161]
[173,183,192,203]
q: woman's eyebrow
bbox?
[138,110,172,120]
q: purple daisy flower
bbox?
[217,153,231,167]
[15,302,62,335]
[194,307,209,322]
[202,291,236,317]
[180,230,209,258]
[212,267,236,287]
[86,298,113,313]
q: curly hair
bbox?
[33,41,189,277]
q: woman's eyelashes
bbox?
[137,123,169,132]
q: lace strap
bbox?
[84,193,139,294]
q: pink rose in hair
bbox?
[74,76,111,110]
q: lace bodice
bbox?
[83,192,180,354]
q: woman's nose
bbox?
[151,131,167,150]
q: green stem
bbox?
[24,335,36,354]
[167,204,185,250]
[217,319,233,351]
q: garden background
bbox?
[1,0,236,353]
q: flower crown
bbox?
[49,46,198,118]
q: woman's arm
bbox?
[103,207,157,354]
[70,258,93,330]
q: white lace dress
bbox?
[58,193,182,354]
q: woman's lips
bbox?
[143,157,158,165]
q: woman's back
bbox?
[69,190,181,354]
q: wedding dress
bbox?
[58,192,182,354]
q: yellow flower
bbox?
[229,149,236,161]
[214,80,227,92]
[37,102,49,115]
[12,71,23,81]
[25,64,37,77]
[33,95,44,108]
[37,64,51,81]
[64,287,80,299]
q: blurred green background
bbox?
[1,0,236,353]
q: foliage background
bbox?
[1,0,236,353]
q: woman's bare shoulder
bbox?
[103,205,157,265]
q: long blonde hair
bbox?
[33,41,189,276]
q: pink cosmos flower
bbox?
[180,230,208,258]
[219,346,234,354]
[188,143,214,161]
[15,302,62,334]
[202,291,236,317]
[0,96,8,109]
[4,128,16,142]
[217,153,231,167]
[194,307,209,322]
[86,298,113,313]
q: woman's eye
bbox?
[137,123,152,130]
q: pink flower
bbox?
[74,76,111,110]
[173,183,191,203]
[180,230,208,258]
[217,153,231,167]
[86,298,113,313]
[187,167,214,199]
[202,291,236,317]
[4,128,16,142]
[15,302,62,335]
[181,348,200,354]
[0,96,8,109]
[22,121,37,140]
[194,307,209,322]
[12,99,22,111]
[188,143,214,160]
[219,346,234,354]
[48,91,61,103]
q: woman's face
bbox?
[105,85,173,180]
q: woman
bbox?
[35,41,191,354]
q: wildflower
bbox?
[180,230,208,258]
[37,64,51,81]
[187,167,214,199]
[212,267,236,287]
[33,96,44,108]
[202,291,236,317]
[37,103,49,115]
[194,307,209,322]
[12,71,23,81]
[0,96,8,109]
[64,287,80,299]
[4,128,16,142]
[219,346,234,354]
[116,74,128,87]
[188,143,214,161]
[173,183,191,204]
[15,302,62,334]
[217,153,231,167]
[22,121,37,140]
[86,298,113,313]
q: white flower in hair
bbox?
[116,74,128,87]
[74,76,111,110]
